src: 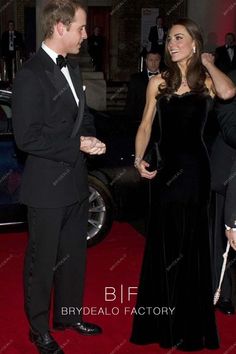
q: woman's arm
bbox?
[202,53,236,100]
[134,75,163,179]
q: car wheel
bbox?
[87,175,113,247]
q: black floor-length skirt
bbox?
[130,197,219,351]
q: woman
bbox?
[130,18,235,351]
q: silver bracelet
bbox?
[134,156,142,168]
[225,224,236,231]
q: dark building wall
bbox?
[11,0,187,80]
[110,0,187,80]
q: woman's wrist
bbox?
[134,156,142,168]
[225,224,236,231]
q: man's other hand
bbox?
[80,136,106,155]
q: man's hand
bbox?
[225,229,236,251]
[80,136,106,155]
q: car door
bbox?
[0,96,26,224]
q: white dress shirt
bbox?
[9,31,14,51]
[147,69,160,79]
[41,42,79,106]
[226,45,234,62]
[157,26,164,45]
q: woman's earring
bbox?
[193,47,196,53]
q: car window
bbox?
[0,136,23,205]
[0,102,12,133]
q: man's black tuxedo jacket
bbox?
[125,70,149,122]
[211,70,236,227]
[12,48,95,208]
[1,30,23,56]
[215,45,236,74]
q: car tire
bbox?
[87,175,113,247]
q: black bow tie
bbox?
[56,55,68,69]
[227,45,234,49]
[148,71,159,77]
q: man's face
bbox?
[94,27,100,36]
[146,53,161,72]
[61,8,87,55]
[156,18,163,27]
[8,22,14,31]
[225,34,235,46]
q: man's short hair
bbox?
[156,16,163,22]
[42,0,87,39]
[145,51,161,59]
[226,32,235,41]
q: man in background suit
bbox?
[1,20,23,83]
[87,26,105,71]
[12,1,106,353]
[225,152,236,253]
[218,70,236,254]
[215,33,236,74]
[148,16,167,56]
[210,70,236,315]
[125,51,161,122]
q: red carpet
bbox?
[0,223,235,354]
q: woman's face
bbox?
[167,24,195,63]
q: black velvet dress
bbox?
[130,92,220,351]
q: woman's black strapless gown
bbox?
[130,92,220,351]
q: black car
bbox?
[0,90,148,246]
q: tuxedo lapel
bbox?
[37,48,85,138]
[68,63,85,138]
[45,65,77,111]
[142,70,149,85]
[35,48,77,113]
[223,47,233,65]
[232,46,236,64]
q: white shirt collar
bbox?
[147,69,159,75]
[41,42,59,64]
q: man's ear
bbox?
[55,22,65,37]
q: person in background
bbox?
[148,16,167,57]
[12,1,106,353]
[131,18,235,351]
[215,33,236,74]
[1,20,24,83]
[210,69,236,315]
[87,26,105,71]
[125,51,161,122]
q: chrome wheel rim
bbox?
[87,185,106,241]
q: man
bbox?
[87,26,105,71]
[12,1,106,353]
[215,33,236,74]
[1,20,23,83]
[148,16,167,56]
[210,69,236,315]
[125,51,161,122]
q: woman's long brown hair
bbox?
[159,18,208,97]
